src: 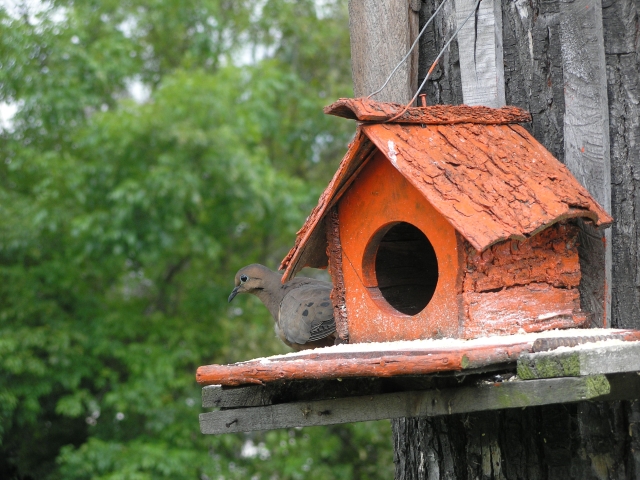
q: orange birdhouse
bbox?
[279,98,613,344]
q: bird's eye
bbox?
[240,274,248,283]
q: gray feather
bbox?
[279,283,336,345]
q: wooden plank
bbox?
[454,0,505,107]
[559,0,611,327]
[203,385,271,409]
[202,368,518,409]
[348,0,420,103]
[201,377,388,409]
[197,342,531,386]
[204,369,640,410]
[518,341,640,379]
[200,375,610,434]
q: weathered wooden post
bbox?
[348,0,420,103]
[559,0,612,328]
[453,0,505,108]
[392,0,640,477]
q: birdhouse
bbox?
[198,100,640,437]
[279,98,613,344]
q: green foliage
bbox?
[0,1,394,479]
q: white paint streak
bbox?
[537,311,573,321]
[514,0,529,19]
[455,0,506,107]
[249,328,634,363]
[387,140,398,165]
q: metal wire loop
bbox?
[386,0,483,122]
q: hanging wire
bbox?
[386,0,483,122]
[367,0,450,100]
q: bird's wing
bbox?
[279,283,336,345]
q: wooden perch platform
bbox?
[199,330,640,435]
[197,329,640,386]
[201,375,624,434]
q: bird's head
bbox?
[228,264,275,302]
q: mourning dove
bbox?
[228,264,337,351]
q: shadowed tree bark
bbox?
[390,0,640,478]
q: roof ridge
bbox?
[324,97,532,125]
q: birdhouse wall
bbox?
[337,151,462,343]
[331,148,588,343]
[459,222,587,338]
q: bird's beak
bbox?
[228,286,240,303]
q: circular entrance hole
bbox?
[364,222,439,315]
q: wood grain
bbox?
[454,0,506,107]
[348,0,419,102]
[202,385,272,409]
[418,0,463,105]
[500,0,566,162]
[559,0,612,327]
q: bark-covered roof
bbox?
[280,99,612,282]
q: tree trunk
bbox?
[392,0,640,478]
[606,0,640,330]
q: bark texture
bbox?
[393,402,639,480]
[461,224,585,337]
[604,0,640,329]
[393,0,640,478]
[462,223,581,292]
[326,206,349,342]
[419,0,463,105]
